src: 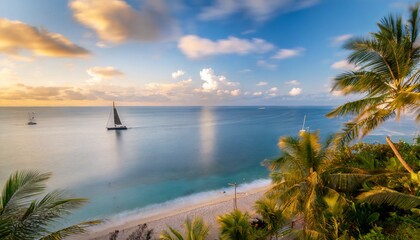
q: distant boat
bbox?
[107,102,127,130]
[299,115,307,134]
[27,112,37,125]
[258,107,266,110]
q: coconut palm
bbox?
[218,209,257,240]
[254,196,285,239]
[264,131,348,239]
[326,5,420,146]
[160,217,209,240]
[0,170,102,240]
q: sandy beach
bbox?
[80,185,270,240]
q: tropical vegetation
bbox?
[326,4,420,146]
[160,217,209,240]
[0,170,102,240]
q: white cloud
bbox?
[257,60,277,69]
[198,0,239,20]
[145,78,192,96]
[268,87,278,96]
[289,87,302,96]
[286,80,300,85]
[178,35,274,58]
[253,91,263,96]
[171,70,185,79]
[272,48,305,60]
[230,89,241,96]
[199,0,320,22]
[70,0,179,43]
[87,66,124,84]
[331,60,358,71]
[199,68,220,92]
[331,34,352,45]
[0,18,89,57]
[256,81,268,86]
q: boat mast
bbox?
[301,115,306,131]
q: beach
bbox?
[82,185,270,240]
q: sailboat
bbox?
[27,112,37,125]
[299,115,307,134]
[107,102,127,130]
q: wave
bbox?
[91,178,271,232]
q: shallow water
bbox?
[0,106,417,224]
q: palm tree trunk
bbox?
[385,136,415,175]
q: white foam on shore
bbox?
[92,178,271,232]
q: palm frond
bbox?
[40,220,102,240]
[326,96,386,118]
[1,171,51,216]
[358,187,420,210]
[160,227,183,240]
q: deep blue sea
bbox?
[0,106,417,227]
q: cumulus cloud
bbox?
[289,87,302,96]
[196,68,240,98]
[199,0,320,22]
[145,78,192,96]
[268,87,278,96]
[331,34,353,45]
[230,89,241,96]
[0,18,89,57]
[178,35,274,58]
[199,68,220,92]
[286,80,300,85]
[272,48,305,60]
[256,81,268,86]
[253,91,263,96]
[331,60,358,71]
[87,66,124,84]
[70,0,178,43]
[171,70,185,79]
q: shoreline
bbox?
[80,184,271,239]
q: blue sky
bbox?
[0,0,417,106]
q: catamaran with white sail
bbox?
[27,112,37,125]
[107,102,127,130]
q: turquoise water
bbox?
[0,106,417,226]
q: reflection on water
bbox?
[199,107,216,167]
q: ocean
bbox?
[0,106,417,227]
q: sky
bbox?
[0,0,417,106]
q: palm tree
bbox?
[264,131,347,239]
[254,196,285,239]
[0,170,102,240]
[160,217,209,240]
[217,209,257,240]
[326,4,420,146]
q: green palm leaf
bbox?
[0,171,51,216]
[327,5,420,144]
[358,187,420,210]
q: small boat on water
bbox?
[27,112,37,125]
[299,115,308,134]
[107,102,127,130]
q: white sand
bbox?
[79,185,269,240]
